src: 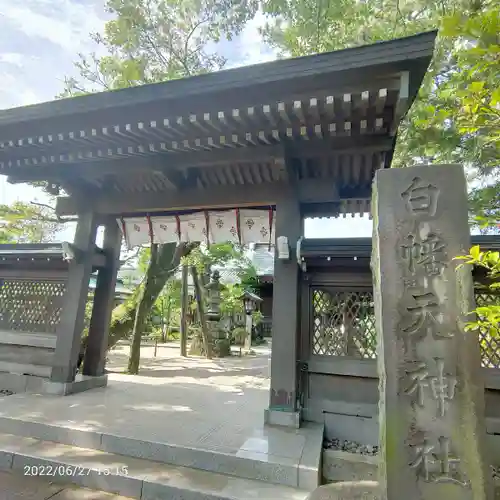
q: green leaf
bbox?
[492,88,500,107]
[489,252,500,263]
[470,245,481,259]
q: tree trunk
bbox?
[128,267,156,374]
[164,298,171,341]
[180,265,188,357]
[126,242,191,374]
[105,242,196,353]
[190,265,212,359]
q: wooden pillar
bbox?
[52,212,98,383]
[83,219,122,376]
[266,195,303,427]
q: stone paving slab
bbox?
[0,433,309,500]
[0,345,322,490]
[0,412,322,489]
[0,470,132,500]
[0,346,270,452]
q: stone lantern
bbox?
[239,290,262,352]
[205,270,223,339]
[205,270,221,318]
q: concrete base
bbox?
[43,374,108,395]
[0,432,310,500]
[0,372,107,396]
[264,408,301,429]
[323,413,378,446]
[0,378,323,491]
[307,480,500,500]
[306,481,380,500]
[322,450,377,483]
[0,414,322,491]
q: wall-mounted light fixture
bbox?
[276,236,290,260]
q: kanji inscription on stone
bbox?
[429,358,458,417]
[403,358,458,417]
[372,164,492,499]
[401,177,440,217]
[401,232,446,276]
[410,436,467,486]
[402,291,440,333]
[398,290,454,351]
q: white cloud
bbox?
[0,0,107,56]
[0,52,25,66]
[226,12,278,68]
[0,0,108,109]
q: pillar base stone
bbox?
[264,408,301,428]
[42,374,108,396]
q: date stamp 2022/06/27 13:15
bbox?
[23,464,129,477]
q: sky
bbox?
[0,0,373,242]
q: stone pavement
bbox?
[105,340,271,381]
[0,343,272,452]
[0,342,320,497]
[0,470,132,499]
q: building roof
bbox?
[298,235,500,274]
[299,235,500,260]
[89,276,133,298]
[0,243,106,271]
[0,32,437,220]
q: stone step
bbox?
[0,415,322,490]
[0,432,310,500]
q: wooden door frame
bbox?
[298,270,374,407]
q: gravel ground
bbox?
[0,389,14,396]
[323,437,379,456]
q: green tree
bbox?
[260,0,499,172]
[128,242,193,372]
[61,0,257,95]
[0,201,62,243]
[455,246,500,359]
[261,0,500,358]
[181,242,257,356]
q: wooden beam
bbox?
[56,181,289,216]
[0,344,55,367]
[297,178,339,204]
[391,71,410,133]
[0,361,51,378]
[56,176,342,217]
[6,136,393,185]
[7,143,286,182]
[0,330,56,349]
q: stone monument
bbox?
[205,270,230,357]
[371,164,493,499]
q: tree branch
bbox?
[30,201,56,213]
[184,16,211,63]
[144,31,171,68]
[30,201,78,223]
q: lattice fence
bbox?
[476,291,500,369]
[0,278,67,334]
[311,287,500,367]
[312,288,377,359]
